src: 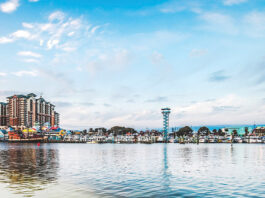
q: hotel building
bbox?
[6,93,59,128]
[0,102,8,126]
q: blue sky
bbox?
[1,0,265,129]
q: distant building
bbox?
[252,127,265,136]
[5,93,59,128]
[54,111,60,126]
[0,102,8,126]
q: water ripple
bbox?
[0,143,264,197]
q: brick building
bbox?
[0,102,8,126]
[6,93,59,128]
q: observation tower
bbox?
[161,107,171,142]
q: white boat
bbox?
[249,136,263,143]
[157,136,164,142]
[233,137,243,143]
[86,141,96,144]
[199,137,206,143]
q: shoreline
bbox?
[1,140,265,144]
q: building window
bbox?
[30,100,33,111]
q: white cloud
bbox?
[151,51,164,64]
[0,72,7,76]
[17,51,42,58]
[91,25,100,34]
[11,30,31,39]
[190,49,208,57]
[12,70,38,77]
[158,0,189,14]
[0,30,32,45]
[0,36,14,44]
[68,31,75,37]
[61,46,76,52]
[48,11,65,22]
[0,0,19,13]
[223,0,248,6]
[0,11,93,56]
[47,39,59,49]
[86,49,132,74]
[200,12,238,35]
[39,23,53,31]
[244,11,265,37]
[22,22,34,29]
[169,94,250,126]
[22,59,39,63]
[29,0,39,2]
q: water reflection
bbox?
[161,145,170,193]
[0,143,59,197]
[0,143,264,197]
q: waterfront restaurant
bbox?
[252,127,265,136]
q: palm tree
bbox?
[231,129,238,143]
[244,127,249,136]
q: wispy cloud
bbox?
[86,49,132,74]
[244,11,265,37]
[213,105,240,112]
[48,11,65,22]
[17,51,42,58]
[158,0,201,14]
[90,25,100,34]
[145,96,168,103]
[0,37,13,44]
[209,70,230,82]
[0,0,19,13]
[151,51,164,65]
[55,101,95,108]
[0,10,89,52]
[22,22,34,29]
[190,49,208,57]
[172,94,245,126]
[12,30,32,39]
[223,0,248,6]
[22,59,40,63]
[127,0,202,16]
[12,70,38,77]
[199,12,238,35]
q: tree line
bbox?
[74,126,249,137]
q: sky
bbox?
[1,0,265,129]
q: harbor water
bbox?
[0,143,264,198]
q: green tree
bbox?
[232,129,238,136]
[198,126,210,136]
[177,126,193,137]
[212,129,217,135]
[218,129,225,136]
[110,126,136,135]
[244,127,249,136]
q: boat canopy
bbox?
[0,131,4,137]
[22,128,37,133]
[0,130,7,134]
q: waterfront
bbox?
[0,143,264,198]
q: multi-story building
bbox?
[7,95,28,127]
[54,111,59,126]
[5,93,59,128]
[0,102,8,126]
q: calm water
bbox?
[0,143,264,198]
